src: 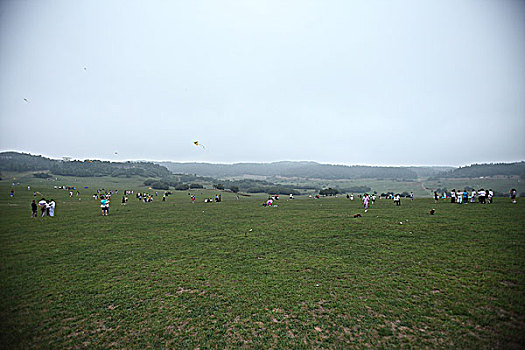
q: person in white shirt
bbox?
[49,200,56,217]
[38,198,47,217]
[393,194,401,206]
[478,189,487,204]
[488,189,494,204]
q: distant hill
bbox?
[407,166,455,178]
[2,152,522,182]
[435,162,525,179]
[0,152,171,178]
[159,161,421,180]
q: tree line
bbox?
[434,162,525,179]
[160,161,419,180]
[0,152,171,178]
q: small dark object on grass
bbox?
[353,213,362,218]
[430,209,435,215]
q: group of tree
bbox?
[0,152,55,172]
[160,161,419,180]
[319,188,339,196]
[0,152,171,178]
[435,162,525,179]
[342,186,371,193]
[33,172,52,179]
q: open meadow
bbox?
[1,177,524,349]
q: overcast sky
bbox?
[1,0,523,166]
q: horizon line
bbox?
[1,149,524,168]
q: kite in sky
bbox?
[23,98,29,103]
[193,141,205,149]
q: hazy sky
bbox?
[1,0,524,166]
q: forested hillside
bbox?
[160,161,419,180]
[0,152,171,178]
[436,162,525,179]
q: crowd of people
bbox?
[93,189,119,200]
[9,181,520,218]
[32,198,55,217]
[443,189,494,204]
[262,195,279,207]
[204,194,222,203]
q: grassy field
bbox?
[0,176,524,349]
[265,176,521,198]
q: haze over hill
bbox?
[158,161,455,180]
[2,152,524,181]
[1,152,523,196]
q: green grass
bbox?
[1,177,524,349]
[266,176,521,198]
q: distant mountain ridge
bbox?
[435,162,525,179]
[1,152,522,180]
[158,161,452,180]
[0,152,170,178]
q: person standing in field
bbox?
[510,188,517,203]
[488,189,494,203]
[462,190,468,203]
[478,189,486,204]
[31,200,37,217]
[434,191,439,203]
[38,198,47,217]
[100,195,109,216]
[393,194,401,206]
[363,194,370,213]
[49,199,56,216]
[450,189,456,203]
[410,192,414,201]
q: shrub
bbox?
[175,183,190,191]
[150,181,169,190]
[33,172,52,179]
[143,178,156,186]
[319,188,339,196]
